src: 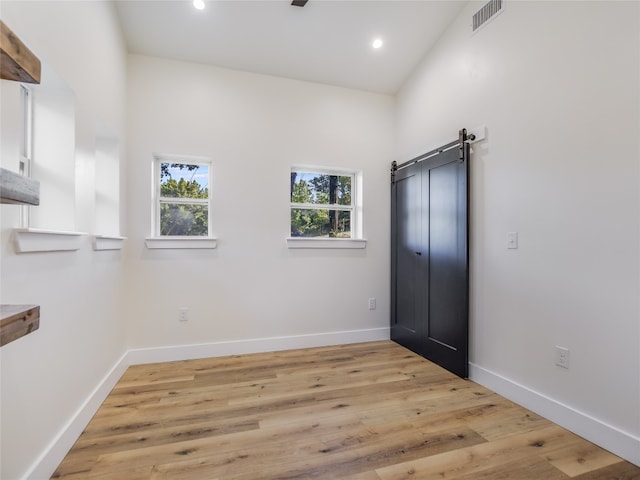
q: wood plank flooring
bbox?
[52,341,640,479]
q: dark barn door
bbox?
[391,132,469,378]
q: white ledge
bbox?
[13,228,88,253]
[145,237,217,249]
[92,235,127,251]
[286,238,367,249]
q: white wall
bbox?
[2,0,638,476]
[397,0,639,464]
[125,55,394,352]
[0,2,128,479]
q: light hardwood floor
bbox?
[52,341,640,479]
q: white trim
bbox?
[291,164,360,176]
[145,236,217,249]
[154,152,211,163]
[126,328,389,365]
[92,235,127,251]
[291,202,353,212]
[286,237,367,249]
[23,351,129,480]
[13,228,87,253]
[20,84,33,227]
[469,363,640,467]
[159,197,208,206]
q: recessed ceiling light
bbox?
[372,38,383,49]
[193,0,205,10]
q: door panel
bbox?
[391,142,469,378]
[428,160,460,348]
[391,163,426,354]
[424,147,468,377]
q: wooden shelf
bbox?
[1,304,40,347]
[0,20,41,84]
[0,168,40,205]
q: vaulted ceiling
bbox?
[114,0,467,94]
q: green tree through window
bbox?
[290,170,353,238]
[158,162,210,236]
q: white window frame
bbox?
[146,153,216,249]
[19,84,32,228]
[287,165,366,249]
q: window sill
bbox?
[13,228,87,253]
[145,237,217,250]
[92,235,127,251]
[286,238,367,249]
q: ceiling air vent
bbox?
[473,0,503,32]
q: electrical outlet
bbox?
[368,298,376,310]
[178,307,189,322]
[555,346,570,369]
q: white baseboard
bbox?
[24,327,389,479]
[469,362,640,467]
[125,327,390,365]
[24,352,130,480]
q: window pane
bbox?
[160,203,209,236]
[160,163,209,199]
[336,175,352,206]
[290,172,351,206]
[290,209,351,238]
